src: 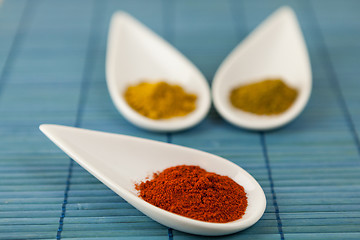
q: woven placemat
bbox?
[0,0,359,239]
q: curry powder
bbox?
[230,79,298,115]
[135,165,247,223]
[124,81,197,120]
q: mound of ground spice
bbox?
[135,165,247,223]
[124,81,197,120]
[230,78,298,115]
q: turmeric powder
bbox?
[230,79,298,115]
[124,81,197,119]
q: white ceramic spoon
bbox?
[212,6,312,131]
[106,12,211,132]
[40,124,266,236]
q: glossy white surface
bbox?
[106,12,211,132]
[40,124,266,236]
[212,6,312,131]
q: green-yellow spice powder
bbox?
[230,79,298,115]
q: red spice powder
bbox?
[135,165,247,223]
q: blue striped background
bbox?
[0,0,359,239]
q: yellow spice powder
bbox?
[230,79,298,115]
[124,81,197,120]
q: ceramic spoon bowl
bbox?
[106,12,211,132]
[40,124,266,236]
[212,6,312,131]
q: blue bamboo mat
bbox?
[1,0,360,239]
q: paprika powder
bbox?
[135,165,247,223]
